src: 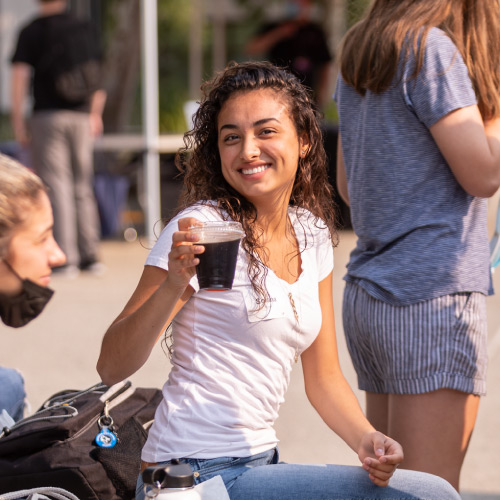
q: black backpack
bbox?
[0,381,162,500]
[39,15,103,104]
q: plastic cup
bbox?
[189,221,244,291]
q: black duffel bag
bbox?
[0,381,162,500]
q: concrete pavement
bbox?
[1,227,499,498]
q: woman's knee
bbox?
[0,367,26,421]
[229,464,461,500]
[389,469,461,500]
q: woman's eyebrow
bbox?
[219,117,281,133]
[35,224,53,239]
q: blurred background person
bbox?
[10,0,106,278]
[0,154,66,422]
[244,0,333,111]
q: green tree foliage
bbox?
[346,0,371,27]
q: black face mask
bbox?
[0,261,54,328]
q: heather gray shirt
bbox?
[334,28,492,305]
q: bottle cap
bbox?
[143,460,195,489]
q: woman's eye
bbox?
[223,134,239,142]
[260,128,275,136]
[38,230,53,245]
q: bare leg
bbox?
[387,389,479,491]
[366,392,389,435]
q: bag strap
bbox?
[99,380,132,405]
[42,382,108,409]
[0,381,132,440]
[0,486,81,500]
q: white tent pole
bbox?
[189,0,203,100]
[212,0,226,72]
[140,0,161,245]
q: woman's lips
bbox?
[40,275,51,287]
[240,164,270,175]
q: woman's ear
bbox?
[299,134,311,157]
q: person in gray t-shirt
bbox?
[334,0,500,492]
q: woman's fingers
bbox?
[171,229,199,245]
[177,216,203,232]
[170,244,204,268]
[358,431,402,488]
[362,457,397,487]
[166,218,206,284]
[171,217,203,251]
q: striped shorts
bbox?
[342,282,488,395]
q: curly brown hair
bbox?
[174,61,338,304]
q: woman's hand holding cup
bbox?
[167,217,205,291]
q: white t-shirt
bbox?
[142,203,334,462]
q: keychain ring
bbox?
[98,415,113,428]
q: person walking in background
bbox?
[334,0,500,491]
[244,0,332,111]
[10,0,106,277]
[97,61,459,500]
[0,154,66,421]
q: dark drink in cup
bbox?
[189,222,244,291]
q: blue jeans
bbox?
[136,448,460,499]
[0,367,26,421]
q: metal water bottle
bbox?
[143,460,201,499]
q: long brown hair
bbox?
[175,61,338,304]
[340,0,500,119]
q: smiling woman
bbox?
[97,61,460,500]
[0,153,66,421]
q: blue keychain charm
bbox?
[95,410,117,448]
[95,426,117,448]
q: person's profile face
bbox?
[6,191,66,286]
[217,88,309,208]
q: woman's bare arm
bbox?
[96,217,203,385]
[430,105,500,198]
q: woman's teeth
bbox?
[241,165,269,175]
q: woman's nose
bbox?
[49,238,67,268]
[239,136,259,161]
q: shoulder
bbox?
[12,17,45,62]
[301,22,327,36]
[404,27,470,90]
[426,27,455,47]
[171,202,228,225]
[147,202,227,268]
[43,13,95,37]
[422,28,462,66]
[417,27,472,92]
[16,16,44,40]
[291,207,334,279]
[291,206,326,227]
[290,207,330,244]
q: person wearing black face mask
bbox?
[0,154,66,421]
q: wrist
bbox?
[162,273,193,298]
[355,427,378,451]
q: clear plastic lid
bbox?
[188,221,244,242]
